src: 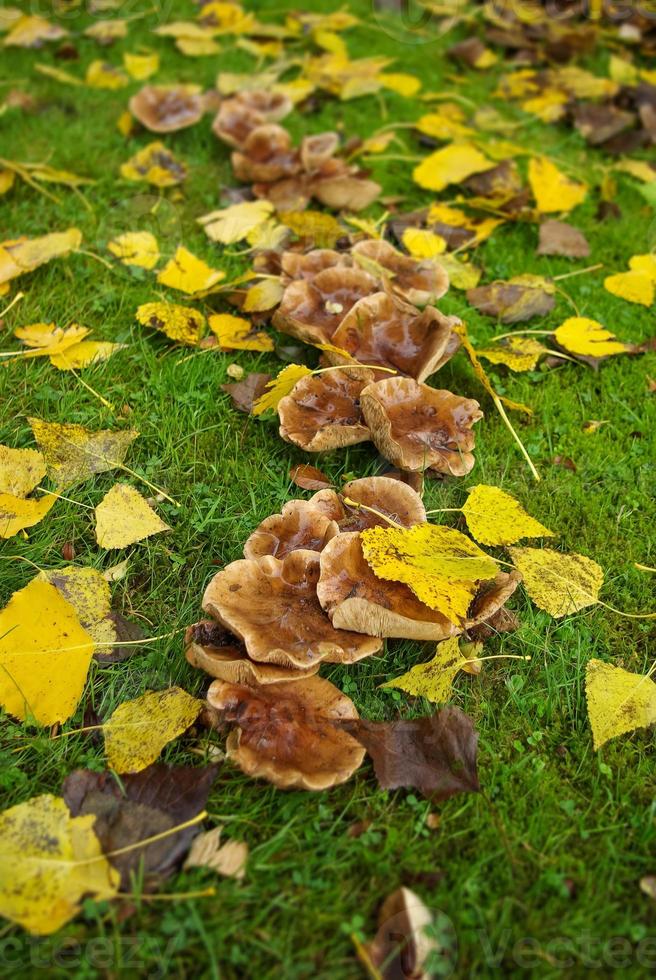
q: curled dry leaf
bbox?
[185,619,318,685]
[289,463,332,491]
[243,499,339,560]
[466,274,555,323]
[129,84,203,132]
[366,887,437,980]
[277,368,373,451]
[207,674,366,790]
[202,550,382,669]
[360,376,483,475]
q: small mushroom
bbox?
[329,291,461,382]
[202,550,382,669]
[212,98,266,148]
[309,476,426,531]
[360,376,483,475]
[273,266,378,344]
[318,532,458,640]
[280,249,351,283]
[300,132,340,172]
[465,570,521,628]
[231,124,301,183]
[253,174,312,212]
[237,90,292,123]
[311,172,382,212]
[185,620,317,684]
[243,499,340,560]
[277,369,373,451]
[207,674,366,790]
[352,239,449,305]
[129,84,204,133]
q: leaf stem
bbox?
[342,497,404,528]
[117,462,179,508]
[0,291,24,319]
[492,390,540,482]
[552,264,603,282]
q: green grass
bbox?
[1,0,656,976]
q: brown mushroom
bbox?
[366,887,437,980]
[211,98,266,148]
[207,674,366,790]
[231,124,301,183]
[243,499,339,560]
[465,570,521,628]
[277,368,373,451]
[329,291,461,382]
[300,132,340,172]
[237,90,292,123]
[202,550,382,669]
[129,84,204,133]
[318,532,458,640]
[273,266,378,344]
[352,239,449,305]
[360,377,483,475]
[185,620,317,684]
[308,476,426,532]
[280,249,351,283]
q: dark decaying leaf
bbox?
[365,886,438,980]
[62,764,218,889]
[96,613,145,664]
[221,372,272,413]
[537,219,590,258]
[466,276,555,324]
[289,463,333,491]
[342,706,480,801]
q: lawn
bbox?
[1,0,656,976]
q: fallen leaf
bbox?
[242,278,284,313]
[554,317,631,359]
[361,523,498,623]
[344,706,480,800]
[528,156,587,213]
[467,274,555,323]
[14,321,90,357]
[586,659,656,750]
[0,228,82,285]
[0,491,56,538]
[289,464,332,490]
[198,200,275,245]
[136,301,206,346]
[157,246,225,294]
[221,372,272,413]
[278,210,343,248]
[413,142,494,192]
[0,445,45,496]
[95,484,171,549]
[184,826,248,880]
[476,336,549,373]
[0,578,94,725]
[208,313,273,351]
[509,546,603,617]
[604,271,654,308]
[251,364,314,416]
[107,230,160,269]
[462,484,554,546]
[537,220,590,258]
[103,688,202,772]
[402,227,447,258]
[3,15,67,48]
[365,887,437,980]
[123,51,159,81]
[120,141,187,188]
[29,418,138,488]
[49,340,125,371]
[381,636,469,703]
[0,794,118,935]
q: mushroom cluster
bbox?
[211,90,381,212]
[186,477,520,789]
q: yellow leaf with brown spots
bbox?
[103,687,201,772]
[477,336,548,372]
[508,546,603,618]
[462,485,554,547]
[0,492,55,538]
[136,301,206,346]
[29,418,139,489]
[107,231,160,269]
[586,659,656,750]
[120,142,187,188]
[0,445,45,497]
[208,313,273,352]
[380,636,468,703]
[95,484,170,549]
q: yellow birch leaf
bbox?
[462,485,554,547]
[361,523,498,624]
[0,492,55,538]
[413,142,495,192]
[116,110,135,137]
[198,200,274,244]
[609,55,639,85]
[528,156,587,214]
[554,317,630,358]
[0,170,15,195]
[50,340,125,371]
[95,484,170,549]
[29,418,139,489]
[107,230,160,269]
[402,228,447,258]
[603,271,654,307]
[381,636,468,703]
[120,142,187,188]
[103,687,201,772]
[0,228,81,285]
[415,113,473,142]
[0,795,119,935]
[3,15,67,48]
[14,322,90,357]
[251,364,313,416]
[453,323,533,415]
[477,336,548,372]
[157,246,225,294]
[614,160,656,183]
[586,659,656,750]
[136,301,206,346]
[245,218,288,251]
[242,277,284,312]
[0,445,45,497]
[508,546,603,617]
[435,253,482,290]
[0,578,94,725]
[378,72,421,96]
[520,89,568,123]
[123,51,159,81]
[628,254,656,282]
[85,60,128,90]
[177,35,221,56]
[84,18,127,43]
[208,313,273,351]
[37,566,116,654]
[278,210,344,248]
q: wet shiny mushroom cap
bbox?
[202,550,382,669]
[353,239,449,305]
[277,369,373,451]
[211,97,266,147]
[273,266,378,344]
[280,248,351,282]
[318,532,459,641]
[308,476,427,531]
[232,124,301,183]
[466,570,522,628]
[330,291,461,382]
[129,84,204,133]
[243,499,339,559]
[207,674,366,790]
[300,132,340,171]
[360,376,483,475]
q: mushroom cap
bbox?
[466,570,521,628]
[231,124,301,183]
[318,532,459,640]
[352,239,449,305]
[243,499,340,560]
[280,248,351,282]
[273,266,378,344]
[211,98,265,147]
[207,674,365,790]
[185,620,318,684]
[277,369,373,451]
[329,291,461,382]
[360,376,483,475]
[300,132,340,172]
[129,84,204,133]
[312,174,382,212]
[202,550,382,669]
[308,476,427,531]
[237,90,292,123]
[252,175,311,212]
